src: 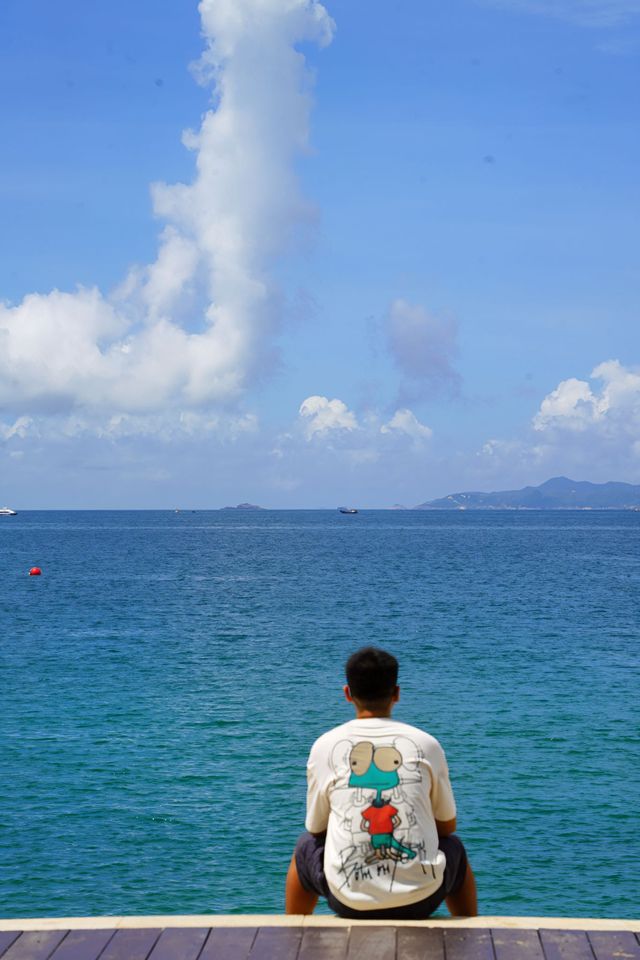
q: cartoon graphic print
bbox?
[348,741,417,863]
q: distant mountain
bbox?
[220,502,263,510]
[415,477,640,510]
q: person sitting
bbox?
[285,646,478,918]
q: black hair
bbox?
[345,646,398,704]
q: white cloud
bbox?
[533,360,640,434]
[386,299,460,399]
[482,0,640,27]
[465,360,640,490]
[480,438,523,457]
[476,437,546,472]
[262,398,439,504]
[0,408,260,444]
[97,410,259,441]
[466,359,640,484]
[298,395,358,438]
[297,398,434,448]
[0,0,334,432]
[533,377,603,431]
[0,416,32,441]
[381,409,433,441]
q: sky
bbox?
[0,0,639,508]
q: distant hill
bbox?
[416,477,640,510]
[220,502,263,510]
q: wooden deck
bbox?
[0,921,638,960]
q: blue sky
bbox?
[0,0,638,507]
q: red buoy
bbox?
[29,567,42,576]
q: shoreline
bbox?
[1,915,639,931]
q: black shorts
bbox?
[294,831,468,920]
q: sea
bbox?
[1,509,638,920]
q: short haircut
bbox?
[346,646,398,703]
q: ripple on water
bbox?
[0,509,638,918]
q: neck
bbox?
[345,685,398,718]
[354,706,393,719]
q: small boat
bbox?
[339,507,358,514]
[0,507,17,516]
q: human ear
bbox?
[344,684,354,703]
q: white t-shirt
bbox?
[305,717,456,910]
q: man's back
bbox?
[285,646,477,919]
[306,716,456,911]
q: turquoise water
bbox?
[0,510,638,919]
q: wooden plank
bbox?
[396,927,444,960]
[540,931,594,960]
[298,927,348,960]
[588,932,640,960]
[2,932,68,960]
[99,929,162,960]
[0,934,21,959]
[493,929,545,960]
[247,928,302,960]
[48,931,115,960]
[198,929,256,960]
[147,929,209,960]
[347,926,396,960]
[445,929,495,960]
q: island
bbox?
[220,502,264,510]
[415,476,640,510]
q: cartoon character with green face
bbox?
[349,741,417,863]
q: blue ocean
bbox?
[1,510,638,919]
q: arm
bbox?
[436,816,456,837]
[430,744,457,836]
[305,754,330,836]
